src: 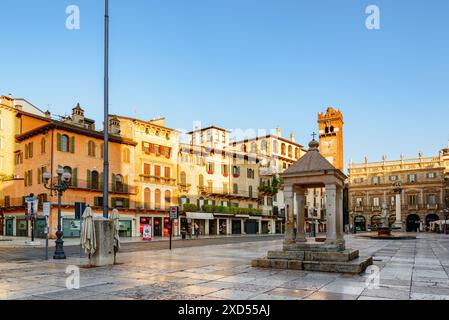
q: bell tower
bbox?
[318,107,344,172]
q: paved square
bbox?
[1,233,449,300]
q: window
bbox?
[15,152,23,165]
[222,164,229,177]
[427,195,436,205]
[261,140,267,151]
[155,189,161,209]
[60,134,70,152]
[288,145,293,158]
[408,195,417,205]
[40,138,46,154]
[164,190,171,209]
[247,169,254,179]
[180,172,187,185]
[154,165,161,177]
[427,172,437,179]
[251,142,257,153]
[123,148,130,163]
[207,162,215,174]
[389,175,398,182]
[24,142,33,159]
[199,175,204,188]
[273,141,278,153]
[144,188,151,209]
[114,174,124,192]
[233,183,238,194]
[144,163,151,175]
[356,198,363,207]
[281,143,286,156]
[390,196,395,205]
[100,143,104,158]
[164,167,171,178]
[37,166,46,185]
[249,186,253,198]
[408,174,417,183]
[88,141,96,157]
[232,166,240,177]
[373,197,380,207]
[91,171,100,190]
[354,177,364,184]
[24,170,33,186]
[295,148,300,159]
[372,176,380,185]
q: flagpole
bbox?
[103,0,110,218]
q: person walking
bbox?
[194,223,200,239]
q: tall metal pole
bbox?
[103,0,110,218]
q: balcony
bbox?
[48,178,135,195]
[407,204,419,210]
[178,183,192,193]
[138,175,176,186]
[182,203,263,216]
[426,204,439,210]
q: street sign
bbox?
[169,206,179,220]
[43,202,51,217]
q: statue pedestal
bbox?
[89,220,115,267]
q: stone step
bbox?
[267,249,359,262]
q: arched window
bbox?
[233,166,240,177]
[144,188,151,209]
[123,148,130,163]
[198,175,204,188]
[91,170,99,190]
[281,143,286,156]
[61,135,69,152]
[88,141,96,157]
[115,174,124,193]
[295,148,300,160]
[164,190,171,209]
[180,171,187,185]
[288,145,293,158]
[155,189,161,209]
[100,143,104,158]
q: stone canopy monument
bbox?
[252,138,373,273]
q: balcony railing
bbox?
[138,175,176,186]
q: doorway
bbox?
[406,214,420,232]
[6,219,13,236]
[209,219,217,235]
[232,220,241,234]
[244,220,258,234]
[154,217,162,237]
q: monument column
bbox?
[325,184,337,242]
[393,182,403,230]
[283,185,295,244]
[295,186,306,242]
[335,185,345,241]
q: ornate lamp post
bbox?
[43,168,71,259]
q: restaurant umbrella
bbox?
[81,206,96,258]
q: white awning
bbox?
[235,214,250,219]
[249,216,262,220]
[186,212,214,220]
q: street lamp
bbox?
[43,168,71,259]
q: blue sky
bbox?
[1,0,449,167]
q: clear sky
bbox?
[1,0,448,167]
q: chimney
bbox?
[276,128,281,138]
[290,133,295,143]
[44,110,51,118]
[109,116,121,135]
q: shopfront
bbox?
[119,220,132,238]
[154,217,163,237]
[16,217,28,237]
[35,218,47,239]
[186,212,214,236]
[5,218,13,236]
[232,220,241,235]
[261,221,270,234]
[140,217,152,237]
[244,219,258,234]
[218,218,228,235]
[63,218,81,238]
[354,216,366,232]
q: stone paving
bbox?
[1,233,449,300]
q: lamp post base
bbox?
[53,233,66,260]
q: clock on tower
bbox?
[317,107,344,172]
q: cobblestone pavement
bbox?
[1,233,449,300]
